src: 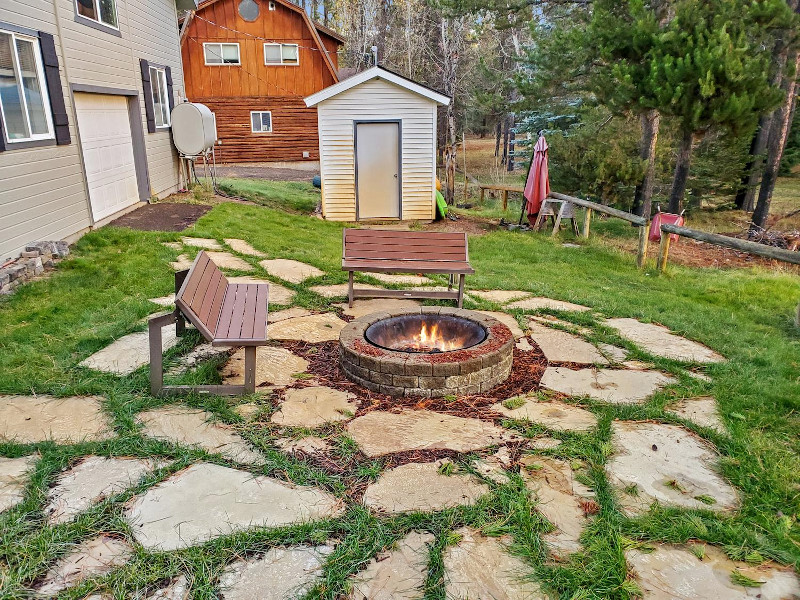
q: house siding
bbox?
[317,78,437,222]
[0,0,184,260]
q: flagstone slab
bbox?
[685,370,713,382]
[529,437,563,450]
[227,277,296,305]
[124,463,343,550]
[309,283,383,298]
[443,527,545,599]
[626,544,800,600]
[540,368,676,404]
[259,258,324,283]
[80,328,179,375]
[205,251,254,272]
[607,421,738,515]
[598,343,628,363]
[145,575,190,599]
[0,455,36,512]
[275,436,330,456]
[166,343,230,376]
[528,323,608,365]
[336,298,421,318]
[346,409,520,457]
[516,337,534,352]
[35,535,134,596]
[219,545,334,600]
[506,297,591,312]
[268,313,347,343]
[363,461,489,513]
[139,407,263,465]
[272,386,358,427]
[667,396,724,433]
[469,290,532,304]
[369,272,434,286]
[475,310,525,339]
[349,531,434,600]
[0,395,113,443]
[149,294,176,307]
[224,238,266,257]
[170,254,193,271]
[268,307,312,322]
[493,399,597,432]
[222,346,309,387]
[529,315,593,337]
[520,456,590,555]
[472,453,510,485]
[162,242,182,250]
[45,456,158,524]
[233,403,261,420]
[181,237,222,250]
[604,318,724,363]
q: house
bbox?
[179,0,344,164]
[305,66,450,222]
[0,0,195,261]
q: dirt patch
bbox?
[426,214,497,236]
[215,164,318,182]
[109,202,212,232]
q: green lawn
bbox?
[0,194,799,599]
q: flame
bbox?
[410,322,458,352]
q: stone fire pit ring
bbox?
[339,307,514,398]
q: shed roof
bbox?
[304,66,451,107]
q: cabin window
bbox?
[204,43,240,66]
[149,66,170,128]
[75,0,118,29]
[0,30,54,144]
[264,43,299,65]
[250,111,272,133]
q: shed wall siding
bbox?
[0,0,184,259]
[317,78,436,222]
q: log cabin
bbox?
[180,0,344,163]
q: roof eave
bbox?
[305,67,451,107]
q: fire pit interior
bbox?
[365,314,487,353]
[340,308,515,398]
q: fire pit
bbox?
[339,308,514,398]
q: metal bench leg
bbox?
[448,274,454,291]
[457,274,465,308]
[149,312,177,396]
[348,271,354,308]
[243,346,257,394]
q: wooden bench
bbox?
[478,183,525,210]
[343,229,475,308]
[148,251,269,396]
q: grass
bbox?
[215,178,320,213]
[1,191,799,598]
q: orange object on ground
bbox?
[649,212,685,243]
[524,135,550,219]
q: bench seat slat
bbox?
[215,280,239,340]
[207,275,228,336]
[226,284,247,341]
[346,229,466,241]
[181,253,211,309]
[345,248,467,261]
[345,239,468,251]
[252,285,268,341]
[198,269,223,327]
[343,259,474,274]
[188,260,217,316]
[240,284,259,340]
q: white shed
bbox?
[305,67,450,221]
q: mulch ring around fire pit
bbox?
[109,202,212,231]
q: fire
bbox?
[410,322,458,352]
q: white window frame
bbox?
[149,65,170,129]
[0,29,55,145]
[203,42,241,66]
[74,0,119,30]
[250,110,272,133]
[263,43,299,66]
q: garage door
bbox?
[74,93,140,222]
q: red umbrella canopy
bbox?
[524,135,550,215]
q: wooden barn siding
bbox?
[182,0,335,100]
[203,97,320,163]
[317,78,436,222]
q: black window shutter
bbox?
[38,31,70,145]
[165,66,175,114]
[140,59,156,133]
[0,105,6,151]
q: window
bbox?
[149,66,170,128]
[0,30,54,143]
[250,111,272,133]
[75,0,118,29]
[204,43,240,65]
[264,43,299,65]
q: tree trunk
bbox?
[501,116,510,165]
[632,109,661,218]
[494,120,502,157]
[752,50,800,231]
[322,0,328,26]
[668,128,694,213]
[735,116,771,211]
[444,144,456,205]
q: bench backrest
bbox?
[343,229,469,263]
[175,251,229,341]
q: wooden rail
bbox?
[658,223,800,271]
[479,184,525,210]
[548,192,649,269]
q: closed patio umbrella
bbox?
[522,134,550,227]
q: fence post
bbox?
[657,233,671,272]
[636,224,649,269]
[582,208,592,238]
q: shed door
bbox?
[74,93,140,222]
[355,122,400,220]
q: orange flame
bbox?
[411,322,458,352]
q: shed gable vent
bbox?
[238,0,260,21]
